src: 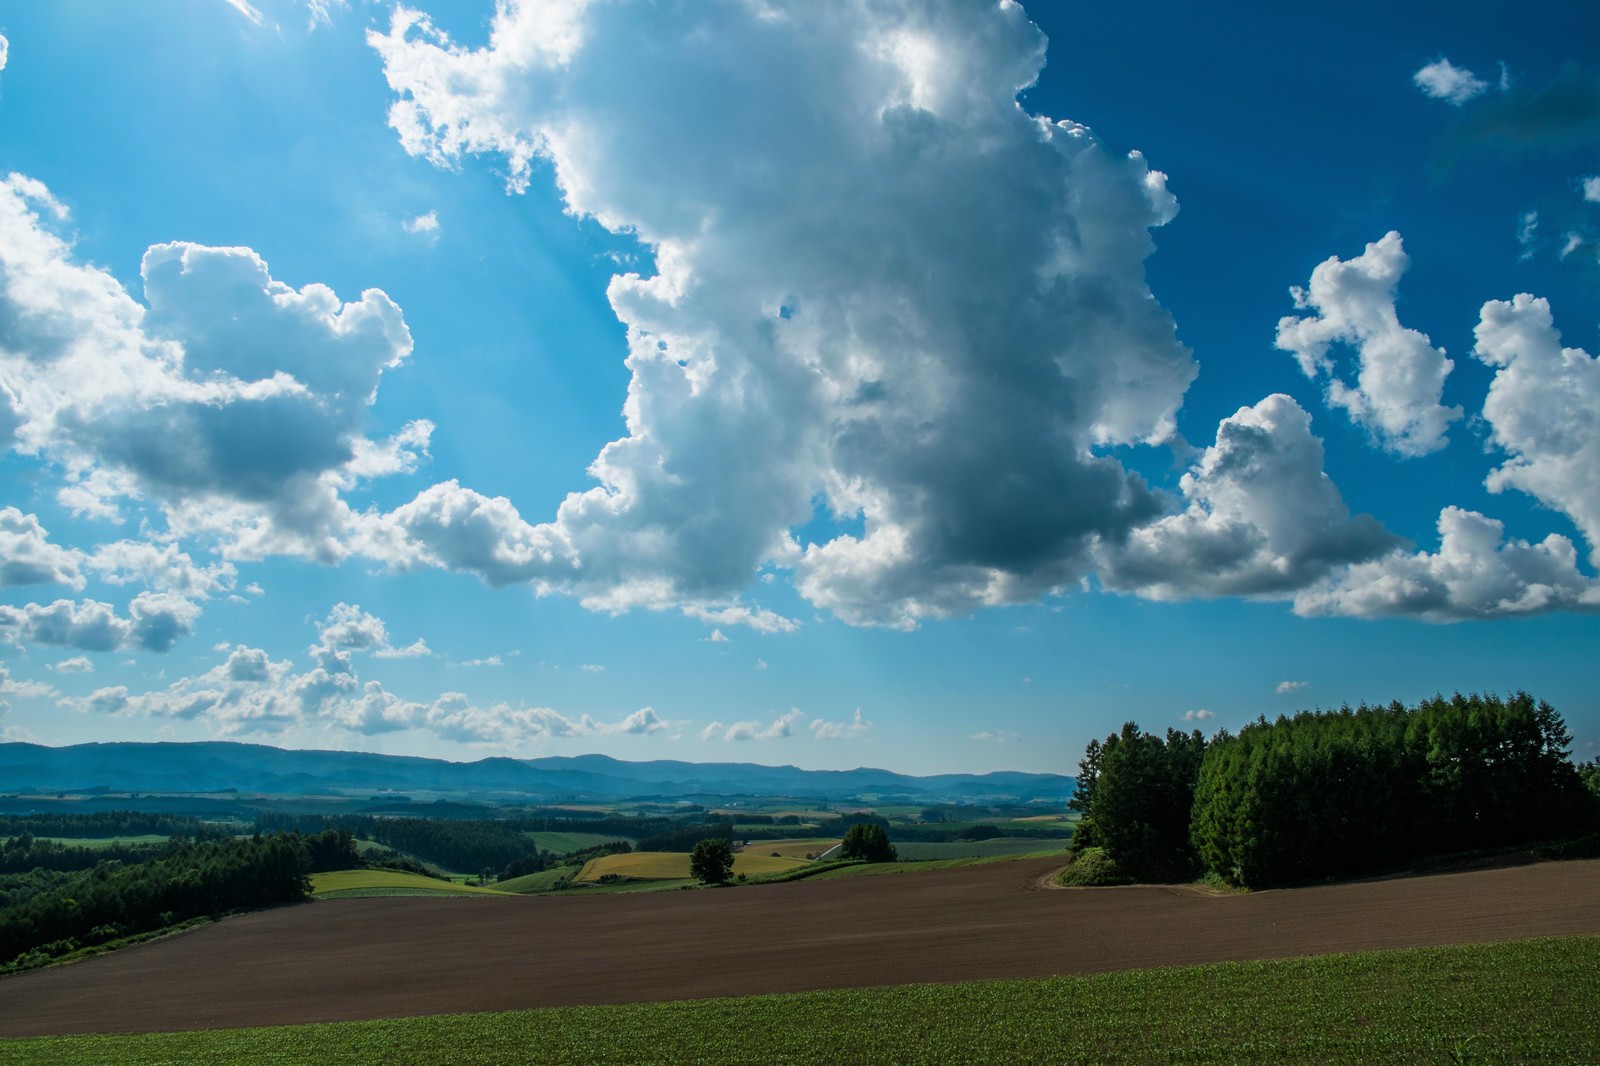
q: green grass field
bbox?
[36,834,172,849]
[523,831,636,854]
[892,838,1069,861]
[494,867,576,893]
[6,936,1593,1064]
[309,870,514,898]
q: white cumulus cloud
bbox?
[0,174,425,564]
[1099,394,1397,599]
[0,508,85,589]
[0,593,200,653]
[1473,293,1600,566]
[369,0,1195,628]
[1275,232,1461,456]
[1276,680,1309,695]
[1295,506,1600,620]
[1414,58,1489,105]
[314,602,431,660]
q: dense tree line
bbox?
[255,814,537,873]
[505,812,677,839]
[1069,724,1207,881]
[1071,693,1597,890]
[1193,693,1593,887]
[0,834,168,874]
[636,818,738,852]
[886,823,1072,843]
[0,833,313,970]
[0,812,211,839]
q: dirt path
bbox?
[2,856,1597,1038]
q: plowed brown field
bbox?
[3,856,1597,1037]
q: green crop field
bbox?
[309,870,515,898]
[37,835,171,849]
[4,937,1594,1064]
[575,850,808,882]
[495,867,575,893]
[523,831,636,854]
[893,839,1067,861]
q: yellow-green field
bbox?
[310,870,514,898]
[574,850,808,882]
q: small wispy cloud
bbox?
[1183,709,1215,722]
[580,663,605,673]
[811,708,869,740]
[971,730,1019,743]
[51,657,94,674]
[754,658,768,671]
[1414,57,1488,106]
[1276,680,1310,695]
[705,708,804,742]
[704,629,729,644]
[1517,210,1539,259]
[404,210,440,238]
[1583,176,1600,203]
[222,0,265,27]
[460,655,503,668]
[374,638,431,660]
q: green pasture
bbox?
[522,831,636,854]
[494,867,575,894]
[309,870,513,898]
[892,838,1069,861]
[36,835,171,849]
[6,936,1594,1064]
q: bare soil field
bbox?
[2,856,1597,1038]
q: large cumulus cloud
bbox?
[370,0,1195,627]
[0,175,427,562]
[1099,394,1397,599]
[1473,293,1600,565]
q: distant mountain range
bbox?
[0,741,1074,804]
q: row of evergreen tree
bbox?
[0,831,352,970]
[1071,693,1599,888]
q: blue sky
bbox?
[0,0,1596,776]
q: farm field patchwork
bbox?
[2,855,1596,1038]
[2,936,1595,1064]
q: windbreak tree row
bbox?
[0,832,318,970]
[1073,693,1597,889]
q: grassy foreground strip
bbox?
[4,936,1596,1064]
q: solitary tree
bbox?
[689,838,734,884]
[840,823,896,862]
